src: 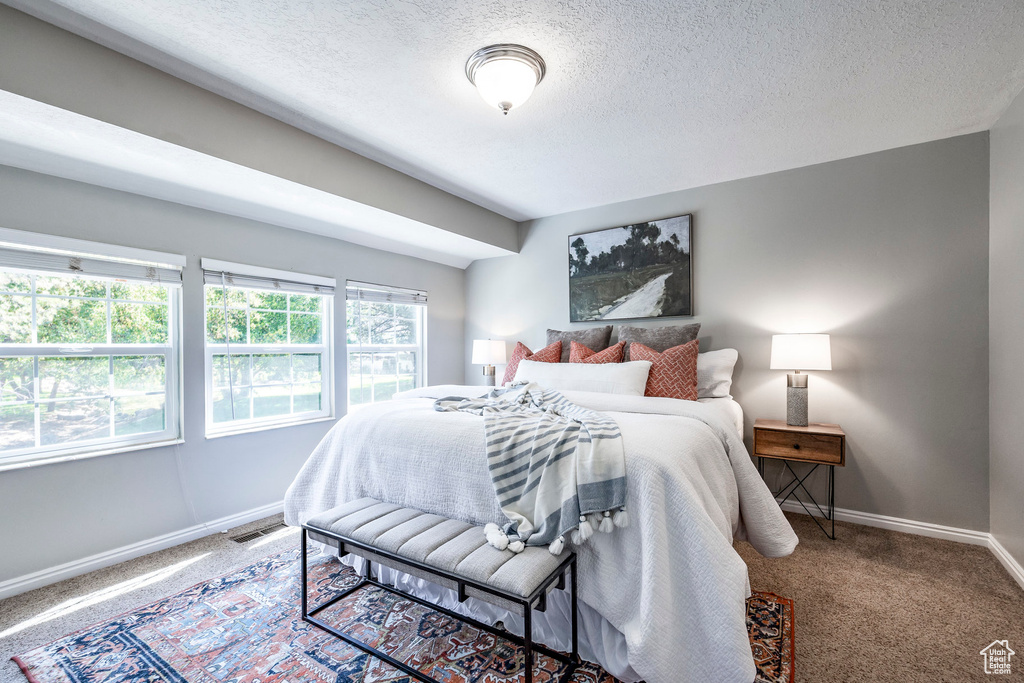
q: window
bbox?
[203,259,334,436]
[346,281,426,408]
[0,230,183,468]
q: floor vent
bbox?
[230,521,289,544]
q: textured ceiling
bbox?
[9,0,1024,221]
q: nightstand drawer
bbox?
[754,429,843,464]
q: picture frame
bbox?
[568,214,692,322]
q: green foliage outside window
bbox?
[1,273,170,346]
[204,286,322,345]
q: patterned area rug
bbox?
[13,548,794,683]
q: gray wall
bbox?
[990,90,1024,567]
[467,133,990,531]
[0,165,465,583]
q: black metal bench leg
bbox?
[523,603,533,683]
[300,524,578,683]
[570,558,578,663]
[300,528,308,619]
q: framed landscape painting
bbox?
[569,214,692,322]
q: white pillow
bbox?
[513,359,653,396]
[697,348,739,399]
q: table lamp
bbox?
[770,334,831,426]
[472,339,506,386]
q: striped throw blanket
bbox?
[434,383,628,555]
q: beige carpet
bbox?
[739,513,1024,682]
[1,512,1021,683]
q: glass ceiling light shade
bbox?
[466,44,546,115]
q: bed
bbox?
[284,384,797,683]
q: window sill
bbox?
[0,438,186,473]
[204,415,336,440]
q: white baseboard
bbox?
[780,501,1024,590]
[988,535,1024,591]
[0,500,283,600]
[779,500,991,545]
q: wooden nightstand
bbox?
[753,419,846,539]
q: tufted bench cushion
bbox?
[306,497,569,614]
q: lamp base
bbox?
[482,364,496,387]
[786,384,808,427]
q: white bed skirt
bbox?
[336,551,641,681]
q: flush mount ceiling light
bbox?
[465,44,546,115]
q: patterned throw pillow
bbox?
[569,340,625,364]
[628,340,699,400]
[502,341,562,385]
[619,323,701,361]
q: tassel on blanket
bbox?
[576,514,595,543]
[486,523,525,553]
[484,523,509,551]
[613,507,630,528]
[548,535,565,555]
[598,511,614,534]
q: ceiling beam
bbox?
[0,4,519,264]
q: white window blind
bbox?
[0,229,183,285]
[346,281,427,305]
[0,247,181,285]
[202,258,335,295]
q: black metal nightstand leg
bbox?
[768,461,837,540]
[829,464,835,540]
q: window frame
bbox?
[0,268,183,471]
[202,264,335,438]
[345,282,428,410]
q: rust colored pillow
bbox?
[502,341,562,385]
[570,340,625,364]
[629,340,699,400]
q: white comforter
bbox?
[284,386,797,683]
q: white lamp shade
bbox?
[473,58,538,112]
[472,339,507,365]
[770,334,832,371]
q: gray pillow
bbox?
[619,323,701,360]
[546,326,613,363]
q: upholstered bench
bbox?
[301,498,578,683]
